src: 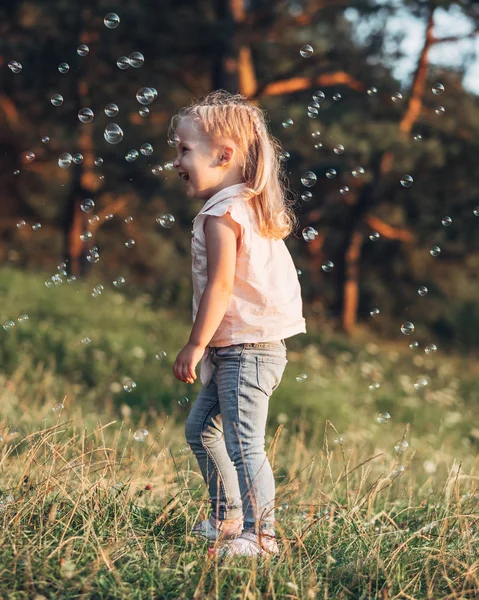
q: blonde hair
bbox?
[168,90,299,240]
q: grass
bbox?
[0,266,478,598]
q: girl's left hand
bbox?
[173,342,206,384]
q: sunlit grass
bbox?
[0,267,479,598]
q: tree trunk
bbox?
[63,12,100,277]
[212,0,257,97]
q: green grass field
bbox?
[0,267,478,599]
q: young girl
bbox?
[171,90,306,558]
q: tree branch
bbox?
[366,215,414,243]
[257,71,365,98]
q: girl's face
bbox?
[173,117,232,200]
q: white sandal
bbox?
[192,516,244,541]
[211,530,279,558]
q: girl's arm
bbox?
[188,213,240,348]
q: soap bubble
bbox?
[51,94,63,107]
[301,191,312,202]
[104,13,120,28]
[369,232,380,241]
[391,92,403,103]
[78,108,94,123]
[94,157,103,166]
[52,402,65,413]
[77,44,89,56]
[113,276,126,288]
[129,52,144,68]
[401,322,415,335]
[17,220,27,229]
[332,93,342,101]
[123,379,136,392]
[18,314,29,324]
[92,284,104,297]
[376,412,391,424]
[80,232,92,242]
[104,103,119,117]
[430,246,441,257]
[369,382,380,391]
[370,308,380,317]
[179,443,191,455]
[302,227,318,242]
[151,165,163,175]
[414,377,428,390]
[322,261,334,272]
[24,152,35,162]
[32,223,41,231]
[400,175,413,188]
[125,149,139,162]
[134,428,149,442]
[352,167,365,177]
[136,87,155,105]
[139,107,150,117]
[3,320,15,331]
[80,199,95,213]
[282,118,293,128]
[72,153,83,164]
[300,45,313,58]
[104,123,123,144]
[125,239,135,248]
[58,153,73,169]
[325,168,337,179]
[58,62,69,74]
[425,344,437,355]
[313,91,325,102]
[8,60,22,73]
[156,214,175,228]
[117,56,130,70]
[394,440,409,454]
[474,208,479,217]
[435,106,445,115]
[333,144,344,154]
[367,87,377,96]
[295,373,308,383]
[168,134,180,147]
[86,249,99,263]
[339,186,349,195]
[178,397,189,407]
[432,83,444,96]
[301,171,317,187]
[311,131,321,139]
[409,341,419,350]
[413,134,422,141]
[155,351,167,361]
[418,286,428,296]
[81,337,91,345]
[279,151,290,161]
[42,136,50,144]
[140,143,153,156]
[441,216,452,226]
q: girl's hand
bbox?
[173,342,206,384]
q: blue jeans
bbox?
[185,339,288,535]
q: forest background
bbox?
[1,0,479,356]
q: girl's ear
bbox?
[219,146,235,166]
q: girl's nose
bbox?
[173,156,180,168]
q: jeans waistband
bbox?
[212,339,286,349]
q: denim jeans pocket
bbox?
[256,357,288,396]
